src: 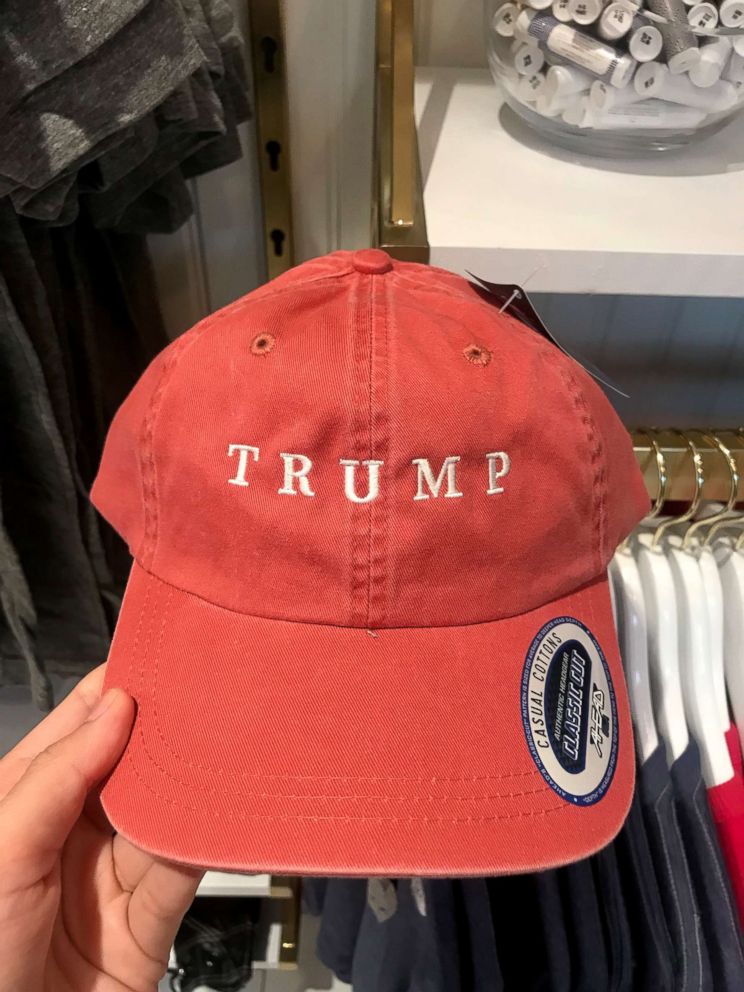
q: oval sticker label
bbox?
[521,617,618,806]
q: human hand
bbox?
[0,665,204,992]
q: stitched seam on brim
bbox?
[120,746,569,823]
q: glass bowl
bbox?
[485,0,744,153]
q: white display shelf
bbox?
[197,872,272,897]
[197,872,295,899]
[415,67,744,297]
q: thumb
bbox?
[0,689,135,881]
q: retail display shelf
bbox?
[197,871,271,898]
[196,871,296,899]
[415,67,744,297]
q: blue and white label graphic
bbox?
[521,617,618,806]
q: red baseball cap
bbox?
[92,249,648,876]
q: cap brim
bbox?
[101,563,634,876]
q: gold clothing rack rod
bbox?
[633,430,744,503]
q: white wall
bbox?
[533,292,744,427]
[283,0,376,261]
[415,0,487,67]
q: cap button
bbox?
[351,249,393,275]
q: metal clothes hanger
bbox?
[665,432,733,786]
[683,431,739,548]
[611,429,660,764]
[635,431,689,765]
[688,432,740,738]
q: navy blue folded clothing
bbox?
[592,844,632,992]
[671,739,744,992]
[489,872,566,992]
[534,870,571,992]
[315,879,367,985]
[351,879,462,992]
[559,859,610,992]
[614,789,675,992]
[316,876,503,992]
[302,877,328,916]
[456,879,503,992]
[639,746,712,992]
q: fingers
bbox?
[127,859,204,964]
[112,833,159,892]
[0,688,135,889]
[0,666,108,798]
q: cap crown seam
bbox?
[374,277,392,627]
[366,274,391,628]
[365,279,376,626]
[349,275,369,624]
[193,268,355,331]
[139,325,208,567]
[551,353,607,572]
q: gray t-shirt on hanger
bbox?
[0,0,202,194]
[670,739,744,992]
[0,0,149,114]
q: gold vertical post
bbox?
[374,0,429,260]
[277,877,302,969]
[248,0,295,279]
[391,0,415,228]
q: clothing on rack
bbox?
[726,724,743,776]
[671,738,744,991]
[460,880,503,992]
[0,0,251,231]
[592,845,633,992]
[0,0,252,706]
[0,0,149,115]
[350,880,465,992]
[707,766,744,930]
[558,860,610,992]
[0,265,110,692]
[613,791,675,992]
[489,873,563,991]
[315,879,368,985]
[531,871,572,992]
[637,745,711,992]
